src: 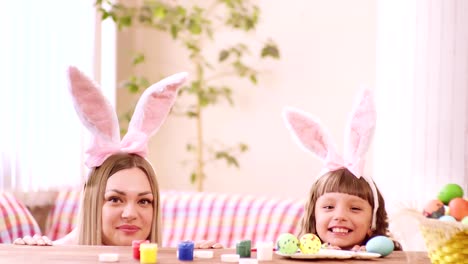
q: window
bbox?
[0,0,115,191]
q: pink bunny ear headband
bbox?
[67,66,187,171]
[283,89,379,230]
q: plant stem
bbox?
[196,63,204,192]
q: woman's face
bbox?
[101,167,154,246]
[314,192,372,249]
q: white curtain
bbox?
[374,0,468,212]
[0,0,115,191]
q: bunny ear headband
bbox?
[67,66,187,171]
[283,89,379,230]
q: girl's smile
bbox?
[315,192,373,249]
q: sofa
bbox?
[3,189,305,248]
[0,192,42,243]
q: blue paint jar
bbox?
[178,241,195,261]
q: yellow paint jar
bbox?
[140,243,158,263]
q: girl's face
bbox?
[101,167,154,246]
[314,192,372,249]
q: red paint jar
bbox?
[132,240,150,260]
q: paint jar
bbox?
[256,241,273,261]
[177,240,195,261]
[236,240,251,258]
[132,240,149,260]
[140,243,158,263]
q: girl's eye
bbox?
[139,199,153,205]
[351,207,362,211]
[323,205,334,210]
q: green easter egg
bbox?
[276,233,299,254]
[438,184,464,205]
[462,216,468,225]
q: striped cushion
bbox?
[160,191,305,248]
[45,190,305,247]
[45,189,81,241]
[0,192,42,243]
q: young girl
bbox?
[283,90,401,251]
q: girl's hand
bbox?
[350,245,366,251]
[13,234,53,246]
[321,242,341,250]
[194,240,223,249]
[322,243,366,251]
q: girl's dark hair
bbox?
[300,168,401,249]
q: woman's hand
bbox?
[13,234,53,246]
[194,240,223,249]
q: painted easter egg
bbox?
[439,215,457,222]
[462,216,468,225]
[276,233,299,254]
[298,233,321,254]
[423,199,445,219]
[448,197,468,221]
[438,183,464,205]
[366,236,394,257]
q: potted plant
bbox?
[96,0,280,191]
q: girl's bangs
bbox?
[316,169,374,207]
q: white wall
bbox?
[374,0,468,213]
[116,0,377,199]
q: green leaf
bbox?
[186,143,194,151]
[261,43,280,59]
[110,13,117,23]
[176,6,187,16]
[139,77,150,88]
[100,9,110,20]
[215,151,239,168]
[122,81,139,93]
[190,172,197,184]
[185,41,200,54]
[219,50,229,62]
[188,19,202,35]
[199,94,210,107]
[170,24,179,39]
[186,111,198,118]
[120,15,132,27]
[221,87,234,106]
[132,54,145,65]
[249,74,257,84]
[153,6,166,19]
[239,143,249,152]
[233,61,249,76]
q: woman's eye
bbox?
[107,197,121,203]
[139,199,153,205]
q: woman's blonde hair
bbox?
[300,168,394,247]
[76,153,162,245]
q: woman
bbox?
[14,66,220,248]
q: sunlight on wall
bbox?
[0,0,115,191]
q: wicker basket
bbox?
[417,215,468,264]
[391,208,468,264]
